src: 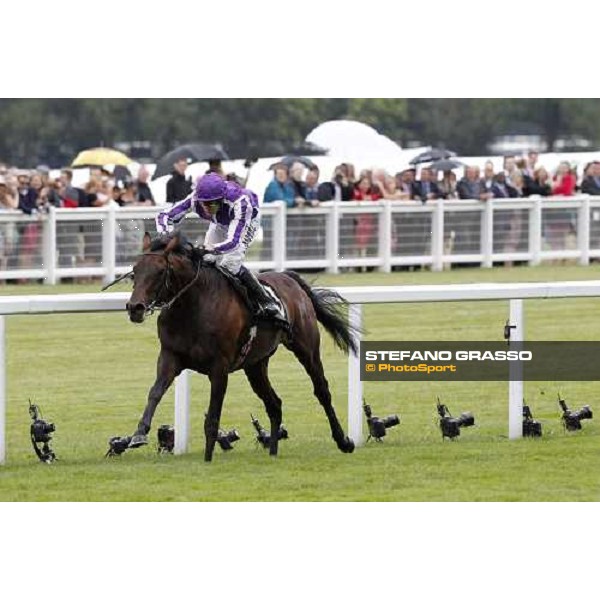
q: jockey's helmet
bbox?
[194,173,227,202]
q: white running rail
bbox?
[2,280,600,463]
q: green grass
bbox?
[1,263,599,501]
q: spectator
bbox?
[59,169,85,207]
[289,162,307,206]
[352,175,382,202]
[0,176,18,209]
[0,176,18,274]
[116,182,144,263]
[29,173,51,211]
[395,168,415,199]
[166,158,192,203]
[503,155,519,181]
[457,166,482,199]
[412,168,441,202]
[439,171,459,199]
[16,173,42,273]
[206,159,224,177]
[479,162,495,200]
[382,175,406,199]
[135,166,155,205]
[353,175,382,266]
[581,161,600,195]
[552,161,576,196]
[317,164,354,202]
[371,169,387,197]
[305,168,320,206]
[17,173,38,214]
[492,173,522,263]
[525,167,552,196]
[510,172,525,197]
[83,180,109,207]
[492,172,519,198]
[342,163,356,186]
[47,179,66,208]
[119,181,139,206]
[263,165,295,206]
[112,184,125,207]
[524,151,539,179]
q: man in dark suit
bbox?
[166,158,192,203]
[411,168,442,202]
[581,162,600,195]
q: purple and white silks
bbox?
[155,181,259,255]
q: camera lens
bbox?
[458,413,475,427]
[383,415,400,428]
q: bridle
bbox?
[104,249,202,316]
[142,251,202,315]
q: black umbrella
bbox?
[409,148,456,165]
[429,158,464,171]
[112,165,132,183]
[268,155,317,170]
[152,144,229,180]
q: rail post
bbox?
[174,370,191,454]
[347,304,363,446]
[508,299,524,440]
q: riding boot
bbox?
[237,266,284,323]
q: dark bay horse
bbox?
[124,232,358,462]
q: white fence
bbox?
[2,280,600,464]
[1,195,600,283]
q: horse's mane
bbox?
[148,233,230,290]
[149,233,194,257]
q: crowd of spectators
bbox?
[261,154,600,265]
[0,163,155,216]
[2,152,600,278]
[262,152,600,209]
[0,162,155,279]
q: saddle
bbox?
[214,265,288,326]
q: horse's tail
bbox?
[283,270,360,356]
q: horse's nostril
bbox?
[127,302,145,313]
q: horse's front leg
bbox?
[204,365,229,462]
[129,349,181,448]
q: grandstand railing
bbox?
[3,280,600,463]
[0,196,599,284]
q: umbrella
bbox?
[71,147,132,167]
[268,155,317,170]
[409,148,456,165]
[429,158,464,171]
[152,144,229,180]
[111,165,132,183]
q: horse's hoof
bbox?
[128,434,148,449]
[338,437,355,453]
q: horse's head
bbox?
[126,232,191,323]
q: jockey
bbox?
[155,172,282,322]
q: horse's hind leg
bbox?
[289,339,354,454]
[244,359,283,456]
[130,349,182,448]
[204,365,229,462]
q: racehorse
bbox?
[123,232,358,462]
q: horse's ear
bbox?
[142,232,152,252]
[165,232,180,255]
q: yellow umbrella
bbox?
[71,147,132,167]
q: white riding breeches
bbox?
[203,217,259,275]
